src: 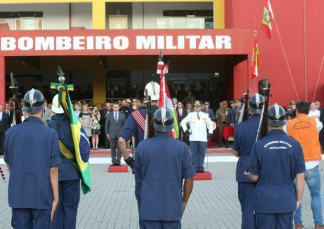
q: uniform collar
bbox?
[24,116,43,124]
[250,114,261,119]
[267,129,286,135]
[155,132,172,137]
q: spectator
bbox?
[5,102,13,125]
[41,100,52,122]
[78,85,89,100]
[170,84,179,99]
[176,101,188,141]
[202,101,215,118]
[0,105,9,155]
[183,90,196,107]
[42,86,52,103]
[20,98,24,107]
[87,85,93,98]
[91,106,101,150]
[200,85,211,103]
[126,99,131,108]
[285,101,324,229]
[79,104,92,140]
[309,102,320,119]
[100,102,112,148]
[74,103,81,118]
[21,109,28,122]
[186,103,192,113]
[129,98,139,114]
[131,85,140,99]
[316,101,321,110]
[191,85,199,100]
[120,99,129,117]
[178,84,187,102]
[119,86,130,98]
[228,100,235,127]
[172,97,178,109]
[106,102,126,166]
[107,85,118,99]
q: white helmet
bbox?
[51,94,64,114]
[144,82,160,101]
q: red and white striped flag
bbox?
[261,0,274,39]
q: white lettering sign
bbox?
[0,35,233,52]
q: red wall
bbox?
[227,0,324,106]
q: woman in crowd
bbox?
[202,101,215,118]
[79,104,92,140]
[91,105,101,150]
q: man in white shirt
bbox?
[181,100,213,173]
[308,102,320,119]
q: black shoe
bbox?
[196,171,205,173]
[116,162,121,166]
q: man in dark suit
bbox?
[176,101,188,141]
[0,105,9,155]
[131,85,141,99]
[100,102,112,148]
[170,84,179,99]
[177,84,187,102]
[5,103,13,125]
[78,85,89,100]
[105,102,126,165]
[107,85,119,100]
[119,86,130,99]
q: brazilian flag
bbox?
[51,67,91,194]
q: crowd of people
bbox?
[2,83,324,154]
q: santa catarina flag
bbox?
[159,65,179,138]
[262,0,274,39]
[250,33,259,80]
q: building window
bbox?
[0,12,43,30]
[16,18,43,30]
[0,19,14,30]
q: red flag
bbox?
[261,0,274,39]
[250,33,259,80]
[158,64,179,138]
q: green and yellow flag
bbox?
[51,67,91,194]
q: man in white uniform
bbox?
[181,100,213,172]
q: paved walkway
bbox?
[0,160,323,228]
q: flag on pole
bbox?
[261,0,274,39]
[158,64,179,138]
[250,33,259,80]
[51,67,91,195]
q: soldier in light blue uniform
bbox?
[232,93,264,229]
[48,94,86,229]
[134,108,196,229]
[4,89,60,229]
[118,82,160,229]
[245,104,306,229]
